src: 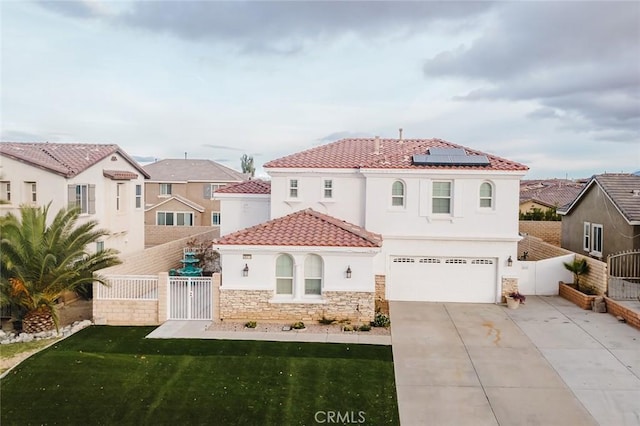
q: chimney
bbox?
[374,136,380,154]
[399,128,403,141]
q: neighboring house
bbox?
[520,179,585,216]
[142,159,246,230]
[215,137,528,321]
[0,142,149,255]
[558,173,640,260]
[214,179,271,236]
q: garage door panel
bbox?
[389,257,496,303]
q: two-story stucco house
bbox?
[214,137,528,322]
[142,159,246,245]
[0,142,149,255]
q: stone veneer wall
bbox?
[519,221,562,247]
[501,277,519,302]
[375,275,389,314]
[219,289,375,323]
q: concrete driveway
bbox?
[390,296,640,426]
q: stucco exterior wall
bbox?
[0,153,146,255]
[561,184,639,259]
[218,194,270,236]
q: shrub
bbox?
[318,316,336,325]
[373,312,391,328]
[508,291,526,304]
[342,324,354,332]
[244,321,257,329]
[358,324,371,332]
[291,321,305,330]
[563,258,590,292]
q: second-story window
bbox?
[0,181,10,202]
[391,181,405,207]
[160,183,172,196]
[289,179,299,198]
[68,184,96,214]
[135,184,142,208]
[479,182,493,208]
[432,181,452,214]
[323,180,333,199]
[212,212,221,226]
[26,182,37,203]
[116,183,124,211]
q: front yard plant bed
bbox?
[1,326,399,425]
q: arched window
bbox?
[276,254,294,295]
[391,181,405,207]
[304,255,323,295]
[479,182,493,208]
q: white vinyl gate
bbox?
[168,277,213,320]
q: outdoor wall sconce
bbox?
[242,264,249,277]
[507,256,513,267]
[346,266,352,279]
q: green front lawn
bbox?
[1,327,398,425]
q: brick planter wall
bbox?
[219,289,374,323]
[604,297,640,330]
[559,282,597,310]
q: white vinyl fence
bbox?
[514,254,574,295]
[96,275,159,300]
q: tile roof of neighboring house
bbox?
[145,194,205,212]
[264,138,528,171]
[520,179,585,209]
[215,179,271,195]
[0,142,149,178]
[216,208,382,248]
[103,170,139,180]
[143,159,246,182]
[559,173,640,224]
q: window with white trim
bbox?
[591,224,603,257]
[135,184,142,208]
[0,181,10,202]
[68,184,95,214]
[289,179,299,198]
[212,212,221,226]
[432,181,452,214]
[583,222,591,252]
[25,182,37,203]
[391,181,405,207]
[96,241,104,253]
[276,254,294,295]
[159,183,172,196]
[116,183,124,211]
[209,183,224,198]
[479,182,493,208]
[156,212,193,226]
[304,254,323,295]
[323,180,333,199]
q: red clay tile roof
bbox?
[0,142,149,178]
[215,179,271,195]
[264,138,528,171]
[216,209,382,248]
[103,170,139,180]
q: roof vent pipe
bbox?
[374,136,380,154]
[399,128,403,141]
[632,189,640,197]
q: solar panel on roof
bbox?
[412,147,490,166]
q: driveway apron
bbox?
[390,297,638,425]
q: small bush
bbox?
[291,321,305,330]
[244,321,257,329]
[318,316,336,325]
[342,324,355,332]
[358,324,371,332]
[373,312,391,328]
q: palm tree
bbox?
[563,258,590,292]
[0,204,121,333]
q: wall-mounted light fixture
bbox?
[242,264,249,277]
[346,266,352,279]
[507,256,513,267]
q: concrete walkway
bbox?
[391,296,640,426]
[146,320,391,345]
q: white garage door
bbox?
[389,256,497,303]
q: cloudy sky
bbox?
[2,1,638,179]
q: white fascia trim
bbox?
[214,193,270,200]
[215,245,381,255]
[382,235,523,243]
[360,168,527,178]
[266,168,360,176]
